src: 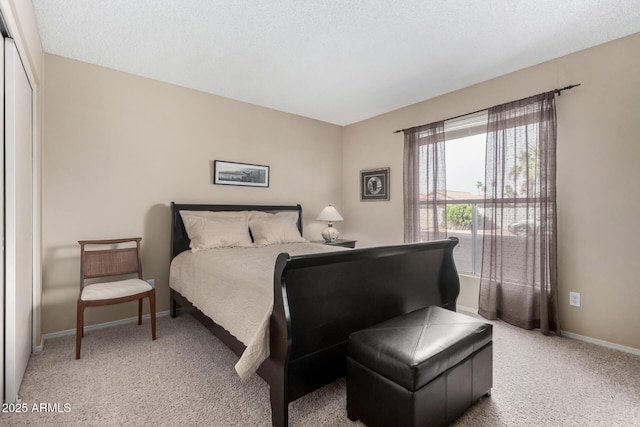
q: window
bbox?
[407,112,489,275]
[405,91,558,332]
[442,112,487,275]
[407,102,555,277]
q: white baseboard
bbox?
[457,305,478,314]
[38,308,640,358]
[561,330,640,357]
[41,310,170,343]
[455,305,640,357]
[33,335,45,354]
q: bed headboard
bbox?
[170,202,303,259]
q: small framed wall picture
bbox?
[360,167,390,201]
[213,160,270,187]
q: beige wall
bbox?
[42,34,640,351]
[42,54,343,334]
[342,33,640,350]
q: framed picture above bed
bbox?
[213,160,270,188]
[360,167,389,201]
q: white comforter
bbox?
[169,242,346,380]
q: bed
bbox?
[169,202,460,427]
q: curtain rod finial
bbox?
[555,83,581,96]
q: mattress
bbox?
[169,242,345,379]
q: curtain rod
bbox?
[392,83,581,134]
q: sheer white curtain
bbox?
[478,92,559,335]
[403,121,447,242]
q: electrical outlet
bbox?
[569,291,580,307]
[146,279,155,288]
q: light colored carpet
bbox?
[3,312,639,426]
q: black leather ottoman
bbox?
[347,306,492,427]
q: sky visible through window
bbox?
[445,133,486,195]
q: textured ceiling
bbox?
[32,0,640,125]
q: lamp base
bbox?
[321,224,340,242]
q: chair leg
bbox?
[76,301,84,359]
[150,291,156,340]
[138,299,143,325]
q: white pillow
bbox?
[180,210,252,251]
[248,211,307,245]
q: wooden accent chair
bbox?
[76,237,156,359]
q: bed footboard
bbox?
[269,237,460,426]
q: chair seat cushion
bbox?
[81,278,152,301]
[348,306,492,391]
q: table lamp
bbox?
[316,205,344,242]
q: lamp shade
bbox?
[316,205,344,222]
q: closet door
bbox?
[0,33,4,403]
[4,38,33,403]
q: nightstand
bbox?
[311,239,357,248]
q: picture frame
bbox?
[213,160,270,187]
[360,167,390,201]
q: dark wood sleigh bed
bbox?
[169,202,460,427]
